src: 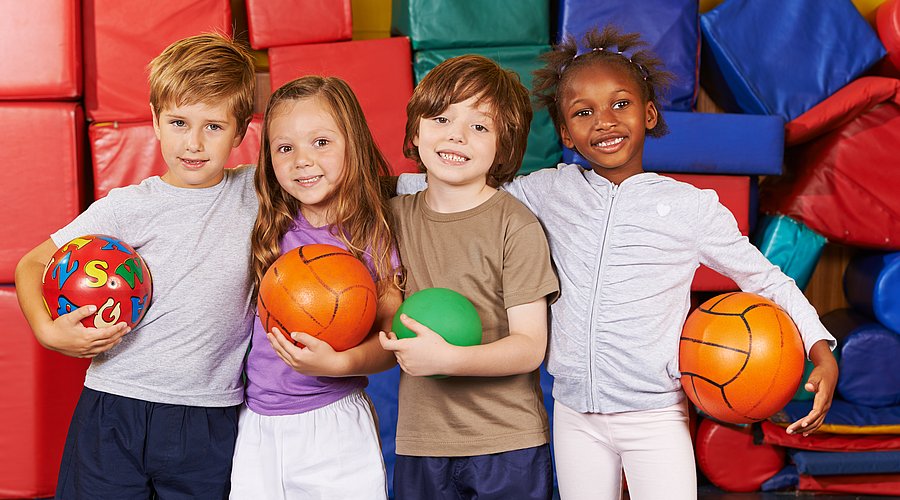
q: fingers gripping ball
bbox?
[41,234,153,329]
[392,288,482,347]
[679,292,805,424]
[258,244,377,351]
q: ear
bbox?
[412,133,419,148]
[645,101,659,131]
[559,124,575,149]
[150,104,162,141]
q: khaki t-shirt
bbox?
[391,190,559,457]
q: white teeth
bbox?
[439,152,467,162]
[295,176,322,186]
[596,137,624,147]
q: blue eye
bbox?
[171,120,185,127]
[208,123,223,131]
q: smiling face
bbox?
[558,62,658,184]
[414,95,498,191]
[152,101,244,189]
[268,97,346,226]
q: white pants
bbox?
[230,391,387,500]
[553,400,697,500]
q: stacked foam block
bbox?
[255,0,416,174]
[694,0,900,495]
[0,3,91,498]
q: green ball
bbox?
[393,288,482,347]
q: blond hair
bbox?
[148,33,256,135]
[251,76,399,299]
[404,55,533,187]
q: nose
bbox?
[447,122,466,143]
[294,149,313,168]
[186,129,203,153]
[594,107,617,131]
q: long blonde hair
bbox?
[250,76,398,299]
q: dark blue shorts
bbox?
[56,387,239,500]
[393,444,553,500]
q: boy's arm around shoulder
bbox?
[15,239,130,358]
[381,296,549,377]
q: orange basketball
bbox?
[257,244,377,352]
[679,292,805,424]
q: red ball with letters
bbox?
[257,244,377,351]
[41,234,153,329]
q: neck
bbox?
[591,164,644,186]
[300,205,331,228]
[423,176,497,213]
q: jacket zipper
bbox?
[587,183,618,411]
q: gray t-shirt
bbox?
[52,166,258,406]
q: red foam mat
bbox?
[0,287,90,499]
[245,0,351,49]
[800,473,900,496]
[82,0,232,122]
[695,419,785,493]
[762,77,900,250]
[269,37,417,174]
[761,420,900,452]
[668,174,751,291]
[0,103,84,283]
[89,116,263,199]
[0,0,81,99]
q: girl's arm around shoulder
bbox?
[15,238,130,357]
[379,296,549,377]
[267,280,402,377]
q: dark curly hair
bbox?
[533,25,674,138]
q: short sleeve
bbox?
[501,216,559,309]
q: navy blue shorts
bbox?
[56,387,239,500]
[393,444,553,500]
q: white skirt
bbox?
[230,391,388,500]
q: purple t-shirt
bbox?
[245,213,391,416]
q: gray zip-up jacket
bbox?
[398,165,835,414]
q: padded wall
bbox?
[269,37,416,174]
[245,0,351,49]
[0,0,81,100]
[89,117,263,199]
[701,0,885,121]
[83,0,232,122]
[761,78,900,250]
[392,0,549,50]
[0,103,84,283]
[0,287,89,498]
